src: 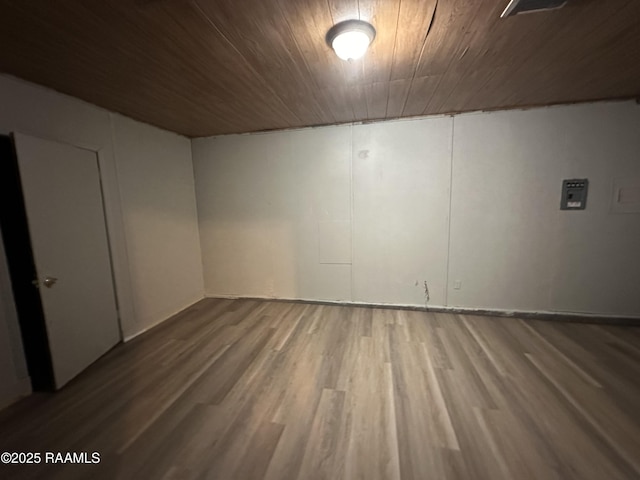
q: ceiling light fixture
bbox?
[326,20,376,61]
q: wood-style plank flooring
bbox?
[1,298,639,479]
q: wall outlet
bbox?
[453,280,462,290]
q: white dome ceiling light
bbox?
[326,20,376,61]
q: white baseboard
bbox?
[204,294,640,324]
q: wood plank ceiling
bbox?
[0,0,639,137]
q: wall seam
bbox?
[349,124,355,302]
[546,126,570,313]
[188,139,206,299]
[444,116,455,307]
[108,113,139,338]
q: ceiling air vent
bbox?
[500,0,567,18]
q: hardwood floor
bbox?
[1,298,639,479]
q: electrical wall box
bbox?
[561,179,589,210]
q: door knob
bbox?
[43,276,58,288]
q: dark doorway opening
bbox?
[0,134,55,391]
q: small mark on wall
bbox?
[266,278,275,297]
[358,150,369,159]
[424,281,430,304]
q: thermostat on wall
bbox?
[561,179,588,210]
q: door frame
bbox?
[0,131,129,390]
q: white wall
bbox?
[352,118,452,306]
[193,101,640,317]
[111,114,204,337]
[449,103,640,315]
[0,74,204,406]
[193,126,353,301]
